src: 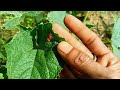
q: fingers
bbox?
[60,65,76,79]
[68,66,89,79]
[64,15,110,57]
[53,23,93,59]
[57,41,112,79]
[97,52,120,67]
[108,61,120,73]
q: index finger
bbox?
[64,15,111,57]
[53,23,93,59]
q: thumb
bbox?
[57,41,112,79]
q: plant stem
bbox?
[83,11,89,24]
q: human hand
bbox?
[53,15,120,79]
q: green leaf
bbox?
[0,11,22,17]
[22,11,42,17]
[86,23,94,29]
[112,14,119,22]
[0,73,4,79]
[37,23,52,50]
[3,11,46,30]
[22,11,45,24]
[5,30,35,78]
[37,22,65,67]
[5,23,63,79]
[37,22,64,50]
[48,11,68,30]
[111,18,120,58]
[0,39,5,45]
[31,50,61,79]
[0,52,4,59]
[4,17,24,30]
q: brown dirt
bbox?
[85,11,120,50]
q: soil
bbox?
[85,11,120,50]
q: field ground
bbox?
[81,11,120,50]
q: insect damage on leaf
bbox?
[47,33,53,42]
[5,17,65,79]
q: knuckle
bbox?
[74,51,92,66]
[85,35,98,46]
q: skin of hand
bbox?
[53,15,120,79]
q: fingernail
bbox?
[58,41,73,54]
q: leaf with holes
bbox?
[5,22,64,79]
